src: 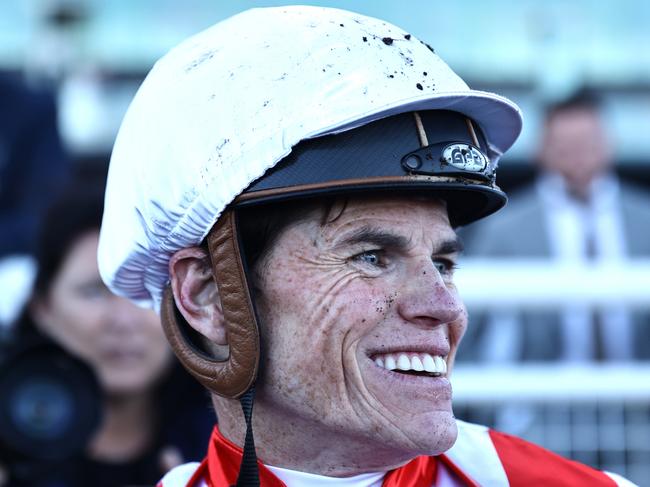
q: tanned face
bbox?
[243,195,466,475]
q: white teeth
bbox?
[422,354,436,373]
[434,356,447,374]
[411,356,424,371]
[374,353,446,376]
[385,355,397,371]
[397,354,411,371]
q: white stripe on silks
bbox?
[445,421,509,487]
[158,462,204,487]
[604,471,639,487]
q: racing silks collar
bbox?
[185,426,479,487]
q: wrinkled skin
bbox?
[215,196,467,475]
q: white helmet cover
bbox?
[98,5,522,310]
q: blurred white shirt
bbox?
[538,173,633,362]
[480,172,634,363]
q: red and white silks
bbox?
[158,421,634,487]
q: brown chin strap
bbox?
[160,209,260,399]
[161,209,261,485]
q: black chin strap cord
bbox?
[234,386,260,487]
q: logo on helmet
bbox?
[442,144,488,172]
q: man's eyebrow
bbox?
[435,235,464,255]
[337,227,464,254]
[338,226,410,250]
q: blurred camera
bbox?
[0,329,101,485]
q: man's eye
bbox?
[433,259,457,276]
[353,250,384,267]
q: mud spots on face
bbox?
[362,36,368,42]
[382,37,394,45]
[416,83,423,90]
[404,34,412,40]
[374,292,398,318]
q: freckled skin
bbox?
[213,197,467,476]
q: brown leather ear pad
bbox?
[160,210,260,399]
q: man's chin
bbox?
[406,410,458,456]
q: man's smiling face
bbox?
[252,195,467,467]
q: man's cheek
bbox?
[452,306,469,343]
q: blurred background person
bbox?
[0,74,69,258]
[0,75,70,325]
[1,172,213,487]
[459,89,650,363]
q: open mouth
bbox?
[372,353,447,377]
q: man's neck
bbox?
[213,397,417,477]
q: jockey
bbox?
[98,6,635,487]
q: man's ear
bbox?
[169,247,227,346]
[163,211,259,398]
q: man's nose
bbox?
[396,260,463,328]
